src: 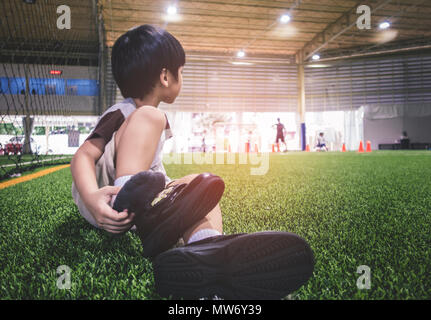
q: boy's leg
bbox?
[165,174,223,243]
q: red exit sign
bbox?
[50,70,62,75]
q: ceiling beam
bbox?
[299,0,393,61]
[309,38,431,62]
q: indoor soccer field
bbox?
[1,152,430,300]
[2,0,431,302]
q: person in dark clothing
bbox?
[400,131,410,150]
[273,118,287,152]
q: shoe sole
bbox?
[141,173,225,258]
[153,231,315,300]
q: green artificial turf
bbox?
[0,151,430,299]
[0,155,73,179]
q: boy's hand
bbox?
[85,186,136,234]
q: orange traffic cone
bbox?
[366,141,372,152]
[306,144,310,152]
[342,143,346,152]
[277,143,280,152]
[358,141,364,153]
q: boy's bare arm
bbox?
[70,137,105,205]
[70,137,134,233]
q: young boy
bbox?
[70,25,314,300]
[316,132,328,151]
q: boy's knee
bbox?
[131,107,166,128]
[117,107,166,143]
[172,173,199,185]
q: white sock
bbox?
[110,175,133,207]
[187,228,222,244]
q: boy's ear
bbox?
[160,68,169,87]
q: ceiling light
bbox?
[167,5,177,16]
[306,64,331,68]
[280,14,291,24]
[379,21,390,29]
[237,50,245,58]
[231,61,253,66]
[163,6,182,22]
[312,54,320,61]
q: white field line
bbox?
[1,156,72,168]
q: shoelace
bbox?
[149,183,187,208]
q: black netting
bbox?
[0,0,102,181]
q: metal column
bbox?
[297,51,306,151]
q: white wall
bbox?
[364,118,404,150]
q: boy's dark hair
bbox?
[111,25,186,99]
